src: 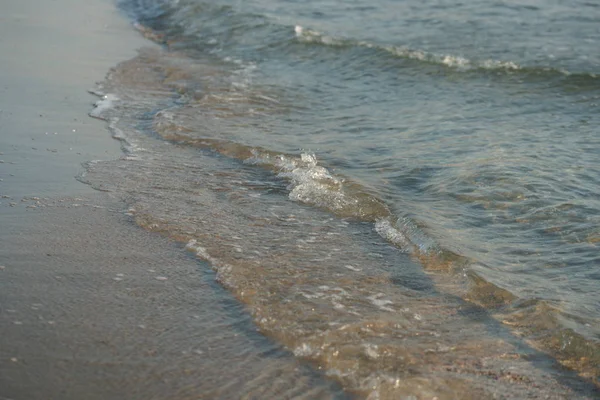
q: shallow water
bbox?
[83,0,600,397]
[0,200,349,400]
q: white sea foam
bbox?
[89,93,119,119]
[186,239,213,261]
[186,239,236,287]
[88,90,143,158]
[374,219,411,252]
[367,293,395,312]
[295,25,522,72]
[246,151,359,214]
[363,344,380,359]
[294,342,316,357]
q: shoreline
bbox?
[0,0,151,199]
[1,1,598,399]
[0,1,345,399]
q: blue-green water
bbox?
[88,0,600,396]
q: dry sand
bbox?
[0,1,345,399]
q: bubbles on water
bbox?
[89,93,119,119]
[363,344,380,360]
[295,24,523,72]
[294,342,315,357]
[245,150,388,219]
[367,293,395,312]
[375,219,411,251]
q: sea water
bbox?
[84,0,600,397]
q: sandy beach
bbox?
[0,0,149,198]
[0,1,344,399]
[2,1,599,399]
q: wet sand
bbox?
[0,0,150,198]
[0,1,345,399]
[0,200,345,400]
[2,1,599,399]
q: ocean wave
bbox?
[155,114,391,221]
[91,41,600,390]
[120,0,600,87]
[295,24,521,72]
[296,25,593,80]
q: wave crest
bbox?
[294,24,521,72]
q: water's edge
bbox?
[81,25,600,397]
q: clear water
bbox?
[85,0,600,397]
